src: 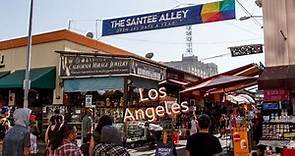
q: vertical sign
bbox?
[8,90,15,106]
[85,95,93,107]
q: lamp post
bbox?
[24,0,34,108]
[239,15,263,21]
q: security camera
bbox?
[255,0,262,8]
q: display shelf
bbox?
[261,120,295,140]
[263,121,295,124]
[258,140,290,148]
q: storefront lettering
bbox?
[137,67,162,80]
[0,54,5,68]
[60,55,131,76]
[124,87,189,122]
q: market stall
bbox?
[258,89,295,156]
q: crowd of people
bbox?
[44,108,130,156]
[0,107,130,156]
[0,104,257,156]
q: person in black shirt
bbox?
[185,114,222,156]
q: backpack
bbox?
[0,119,8,140]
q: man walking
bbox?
[2,108,32,156]
[82,108,93,143]
[185,114,222,156]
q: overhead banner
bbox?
[102,0,235,36]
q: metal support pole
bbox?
[95,20,98,40]
[23,0,34,108]
[68,20,72,30]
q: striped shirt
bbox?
[93,144,130,156]
[47,139,83,156]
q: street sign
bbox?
[85,95,93,107]
[230,44,263,57]
[102,0,235,36]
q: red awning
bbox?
[258,65,295,89]
[186,63,260,88]
[180,75,258,94]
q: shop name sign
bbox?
[60,55,130,76]
[124,87,189,122]
[230,44,263,57]
[60,54,166,81]
[102,0,235,36]
[131,60,165,81]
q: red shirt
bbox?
[47,139,83,156]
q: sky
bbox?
[0,0,264,73]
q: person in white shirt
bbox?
[190,116,199,135]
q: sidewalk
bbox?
[128,140,187,156]
[36,138,230,155]
[36,140,186,155]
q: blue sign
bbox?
[155,146,173,156]
[102,0,235,36]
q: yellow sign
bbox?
[233,128,250,156]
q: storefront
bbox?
[0,29,167,136]
[258,65,295,153]
[56,51,168,139]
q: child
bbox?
[29,114,39,154]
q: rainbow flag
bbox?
[201,0,235,23]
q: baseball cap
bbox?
[0,106,10,114]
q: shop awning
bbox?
[180,75,258,94]
[64,77,124,92]
[186,63,261,88]
[131,77,158,89]
[0,71,10,78]
[225,94,255,104]
[0,67,56,89]
[258,65,295,89]
[159,79,188,86]
[207,81,257,94]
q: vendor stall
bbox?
[258,89,295,156]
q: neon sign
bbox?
[124,87,189,122]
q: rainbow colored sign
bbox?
[102,0,235,36]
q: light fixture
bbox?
[239,15,263,21]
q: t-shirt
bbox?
[82,115,92,140]
[2,125,30,156]
[186,132,222,156]
[93,143,130,156]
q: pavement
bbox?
[127,140,187,156]
[35,136,232,156]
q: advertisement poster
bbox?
[155,143,174,156]
[233,128,249,156]
[85,95,93,107]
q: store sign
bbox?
[60,55,130,76]
[230,44,263,57]
[8,91,15,106]
[264,89,289,101]
[131,60,166,81]
[233,129,250,156]
[155,144,173,156]
[124,87,189,122]
[85,95,93,107]
[0,54,5,68]
[102,0,235,36]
